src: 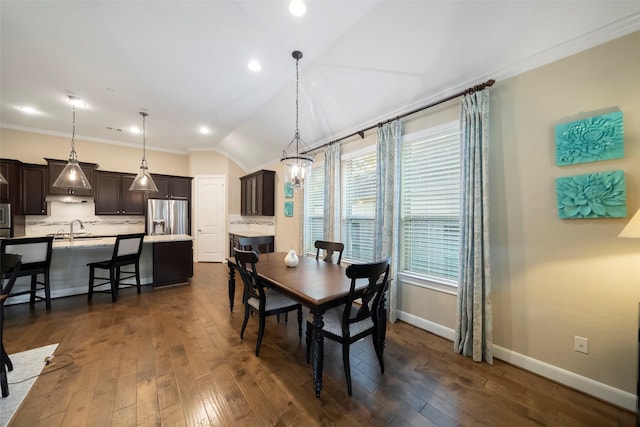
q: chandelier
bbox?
[280,50,314,190]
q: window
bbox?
[304,161,325,255]
[400,121,460,285]
[342,148,376,263]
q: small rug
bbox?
[0,343,59,427]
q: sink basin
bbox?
[48,234,114,241]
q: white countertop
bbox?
[52,234,193,249]
[229,231,274,237]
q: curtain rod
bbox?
[303,78,495,155]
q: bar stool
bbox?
[0,236,54,311]
[87,233,145,303]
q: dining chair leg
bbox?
[256,314,266,356]
[240,305,250,339]
[135,262,141,294]
[88,266,95,301]
[342,343,353,396]
[44,271,51,311]
[29,274,37,305]
[297,307,302,339]
[110,266,118,303]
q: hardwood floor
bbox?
[3,262,635,426]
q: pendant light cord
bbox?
[70,105,77,160]
[295,54,300,154]
[142,113,147,162]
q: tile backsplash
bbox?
[228,213,275,235]
[25,202,145,236]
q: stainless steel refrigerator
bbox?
[146,199,189,235]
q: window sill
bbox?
[397,271,457,296]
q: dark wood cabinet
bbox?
[94,171,145,215]
[45,158,97,196]
[153,240,193,287]
[153,175,192,200]
[1,159,22,213]
[240,170,275,216]
[21,164,47,215]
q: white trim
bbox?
[398,272,457,296]
[403,120,458,143]
[396,311,636,412]
[340,144,375,161]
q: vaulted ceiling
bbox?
[2,1,639,171]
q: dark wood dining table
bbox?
[226,252,371,397]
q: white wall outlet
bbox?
[574,336,589,354]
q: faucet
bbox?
[69,219,84,242]
[53,229,66,240]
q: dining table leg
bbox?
[311,311,324,398]
[227,264,235,312]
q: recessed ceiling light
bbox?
[130,126,141,134]
[248,60,261,72]
[289,0,306,17]
[18,106,39,114]
[199,126,211,135]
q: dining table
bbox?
[226,251,378,397]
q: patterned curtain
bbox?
[374,120,402,323]
[323,143,341,241]
[454,88,493,363]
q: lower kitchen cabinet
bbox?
[153,240,193,287]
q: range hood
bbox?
[45,194,94,204]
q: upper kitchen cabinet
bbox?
[0,159,22,211]
[240,170,275,216]
[45,158,97,196]
[94,171,145,215]
[22,164,47,215]
[152,175,192,200]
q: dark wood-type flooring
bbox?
[2,262,635,426]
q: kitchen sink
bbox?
[48,234,115,241]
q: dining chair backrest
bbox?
[314,240,344,264]
[1,236,53,272]
[342,258,391,336]
[238,236,273,254]
[233,248,266,303]
[112,233,145,264]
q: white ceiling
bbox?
[1,1,639,172]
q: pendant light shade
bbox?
[129,112,158,192]
[52,96,92,191]
[281,50,314,190]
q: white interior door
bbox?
[195,176,225,262]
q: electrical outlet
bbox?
[574,336,589,354]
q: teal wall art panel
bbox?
[556,170,626,219]
[284,182,293,199]
[284,201,294,217]
[555,111,624,166]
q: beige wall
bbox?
[0,128,188,176]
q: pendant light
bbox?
[280,50,314,190]
[0,172,7,185]
[52,96,92,191]
[129,111,158,192]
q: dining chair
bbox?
[87,233,145,303]
[1,254,22,397]
[314,240,344,264]
[0,236,54,311]
[234,248,302,356]
[306,257,390,396]
[237,236,274,254]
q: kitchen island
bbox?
[8,234,194,305]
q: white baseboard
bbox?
[396,310,636,412]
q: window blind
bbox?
[342,150,376,263]
[304,162,325,255]
[400,122,460,283]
